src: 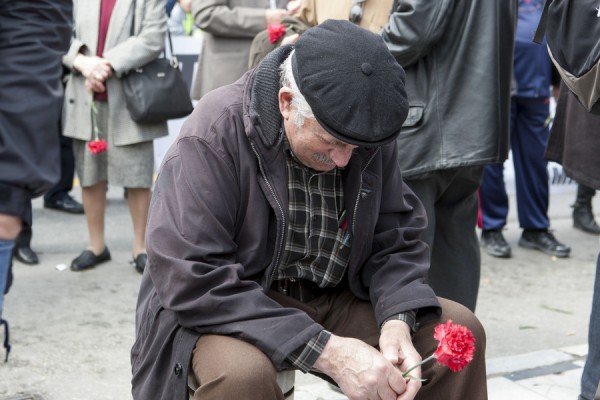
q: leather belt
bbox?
[272,278,326,302]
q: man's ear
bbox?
[278,87,293,120]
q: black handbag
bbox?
[121,4,193,123]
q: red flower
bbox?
[267,23,286,43]
[433,320,476,372]
[88,100,108,155]
[88,139,108,155]
[402,319,476,380]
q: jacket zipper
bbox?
[351,149,379,233]
[250,143,286,289]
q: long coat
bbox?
[190,0,287,100]
[546,84,600,190]
[62,0,168,146]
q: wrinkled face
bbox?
[279,88,357,172]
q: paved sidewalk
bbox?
[0,185,597,399]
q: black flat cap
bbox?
[292,19,408,147]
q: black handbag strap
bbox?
[130,0,177,65]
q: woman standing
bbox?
[190,0,291,100]
[62,0,168,274]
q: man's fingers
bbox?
[388,367,407,395]
[377,384,400,400]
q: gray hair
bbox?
[280,50,315,127]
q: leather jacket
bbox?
[382,0,517,178]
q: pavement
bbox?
[0,182,598,400]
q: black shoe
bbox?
[13,246,39,265]
[573,205,600,235]
[71,247,111,271]
[132,253,147,274]
[518,230,571,258]
[480,230,511,258]
[44,195,84,214]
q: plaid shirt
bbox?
[279,142,352,372]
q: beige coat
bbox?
[295,0,393,34]
[191,0,287,100]
[62,0,168,146]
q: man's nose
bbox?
[330,146,355,168]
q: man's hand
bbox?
[380,320,423,400]
[313,335,408,400]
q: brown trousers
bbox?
[192,289,487,400]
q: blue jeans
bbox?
[581,253,600,400]
[0,239,15,321]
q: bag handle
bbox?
[130,0,178,67]
[533,0,552,44]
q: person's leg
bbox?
[511,97,550,230]
[191,334,285,400]
[270,288,487,399]
[12,220,38,265]
[479,95,515,232]
[576,183,596,207]
[514,97,570,256]
[413,298,487,400]
[581,252,600,400]
[44,135,83,213]
[14,223,31,248]
[126,187,151,258]
[81,181,108,255]
[44,135,75,203]
[0,239,14,321]
[479,163,509,231]
[407,167,483,312]
[573,183,600,234]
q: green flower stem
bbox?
[91,99,100,140]
[402,354,435,378]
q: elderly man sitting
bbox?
[131,20,487,400]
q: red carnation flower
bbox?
[433,320,476,372]
[88,100,108,155]
[88,139,108,155]
[267,23,286,43]
[402,319,476,380]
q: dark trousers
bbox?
[44,135,76,204]
[405,166,484,312]
[480,97,551,230]
[191,292,487,400]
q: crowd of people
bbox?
[1,0,599,399]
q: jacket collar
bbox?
[248,45,294,147]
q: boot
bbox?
[573,183,600,235]
[573,204,600,234]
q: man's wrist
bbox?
[381,310,418,334]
